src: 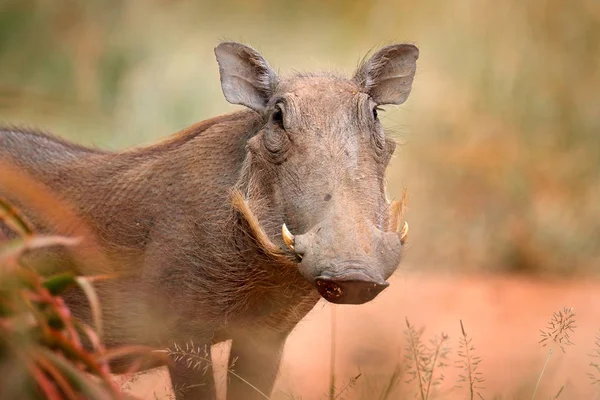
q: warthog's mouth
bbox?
[314,275,390,304]
[231,189,409,305]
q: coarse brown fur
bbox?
[0,42,418,400]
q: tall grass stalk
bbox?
[166,342,271,400]
[378,365,403,400]
[404,317,449,400]
[455,320,484,400]
[530,348,553,400]
[588,330,600,386]
[332,373,361,400]
[531,307,576,400]
[329,305,337,400]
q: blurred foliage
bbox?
[0,197,166,399]
[0,0,598,275]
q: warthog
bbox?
[0,41,418,399]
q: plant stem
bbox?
[425,338,444,400]
[229,371,271,400]
[531,347,553,400]
[167,350,271,400]
[461,320,474,400]
[406,319,426,400]
[329,305,337,400]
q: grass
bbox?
[532,307,576,400]
[2,194,598,400]
[2,2,599,394]
[166,341,271,400]
[1,2,598,396]
[0,195,165,400]
[330,305,338,400]
[588,331,600,386]
[456,320,484,400]
[105,291,600,400]
[315,306,593,400]
[403,317,450,400]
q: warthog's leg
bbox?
[226,331,289,400]
[168,342,217,400]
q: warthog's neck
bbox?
[1,111,319,335]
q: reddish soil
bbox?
[119,272,600,399]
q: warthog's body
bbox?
[0,42,418,399]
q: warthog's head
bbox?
[216,42,418,305]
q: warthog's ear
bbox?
[354,44,419,105]
[215,42,278,113]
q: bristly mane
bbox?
[116,111,261,158]
[0,110,259,160]
[0,124,108,155]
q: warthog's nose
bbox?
[314,275,389,304]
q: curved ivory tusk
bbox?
[282,223,295,251]
[399,221,409,245]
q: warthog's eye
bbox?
[370,103,386,154]
[272,104,284,128]
[264,102,290,160]
[373,106,383,121]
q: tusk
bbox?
[399,221,409,245]
[282,223,295,251]
[384,181,391,205]
[387,188,408,232]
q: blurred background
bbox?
[2,1,600,399]
[1,0,599,277]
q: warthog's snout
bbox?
[314,273,390,304]
[283,199,408,305]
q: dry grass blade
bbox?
[404,317,427,399]
[0,197,161,399]
[551,385,565,399]
[39,347,117,400]
[167,341,272,400]
[75,276,103,340]
[426,332,450,398]
[333,373,361,400]
[378,365,404,400]
[404,317,450,400]
[36,354,80,400]
[539,307,576,353]
[329,305,337,400]
[99,345,170,371]
[587,330,600,385]
[28,361,63,400]
[455,320,485,400]
[531,307,576,400]
[0,235,81,263]
[0,197,34,237]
